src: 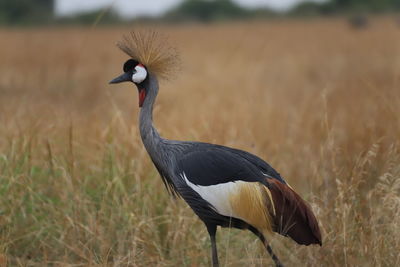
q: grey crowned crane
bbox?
[110,31,322,267]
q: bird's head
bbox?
[109,31,179,108]
[109,59,148,107]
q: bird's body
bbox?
[110,31,322,267]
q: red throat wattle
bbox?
[139,89,146,107]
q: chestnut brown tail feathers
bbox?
[268,179,322,246]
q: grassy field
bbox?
[0,17,399,266]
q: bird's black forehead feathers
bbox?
[123,59,139,72]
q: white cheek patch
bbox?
[132,65,147,83]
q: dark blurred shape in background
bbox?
[0,0,399,25]
[163,0,276,22]
[0,0,54,25]
[291,0,400,16]
[348,15,369,29]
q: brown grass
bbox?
[0,17,399,266]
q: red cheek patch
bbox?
[139,89,146,107]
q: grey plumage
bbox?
[110,31,322,267]
[138,73,180,195]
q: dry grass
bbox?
[0,17,399,266]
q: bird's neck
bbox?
[139,74,163,160]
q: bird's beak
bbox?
[109,72,131,84]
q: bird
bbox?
[109,31,322,267]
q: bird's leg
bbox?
[206,224,219,267]
[262,240,284,267]
[249,227,283,267]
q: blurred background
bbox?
[0,0,399,266]
[1,0,400,25]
